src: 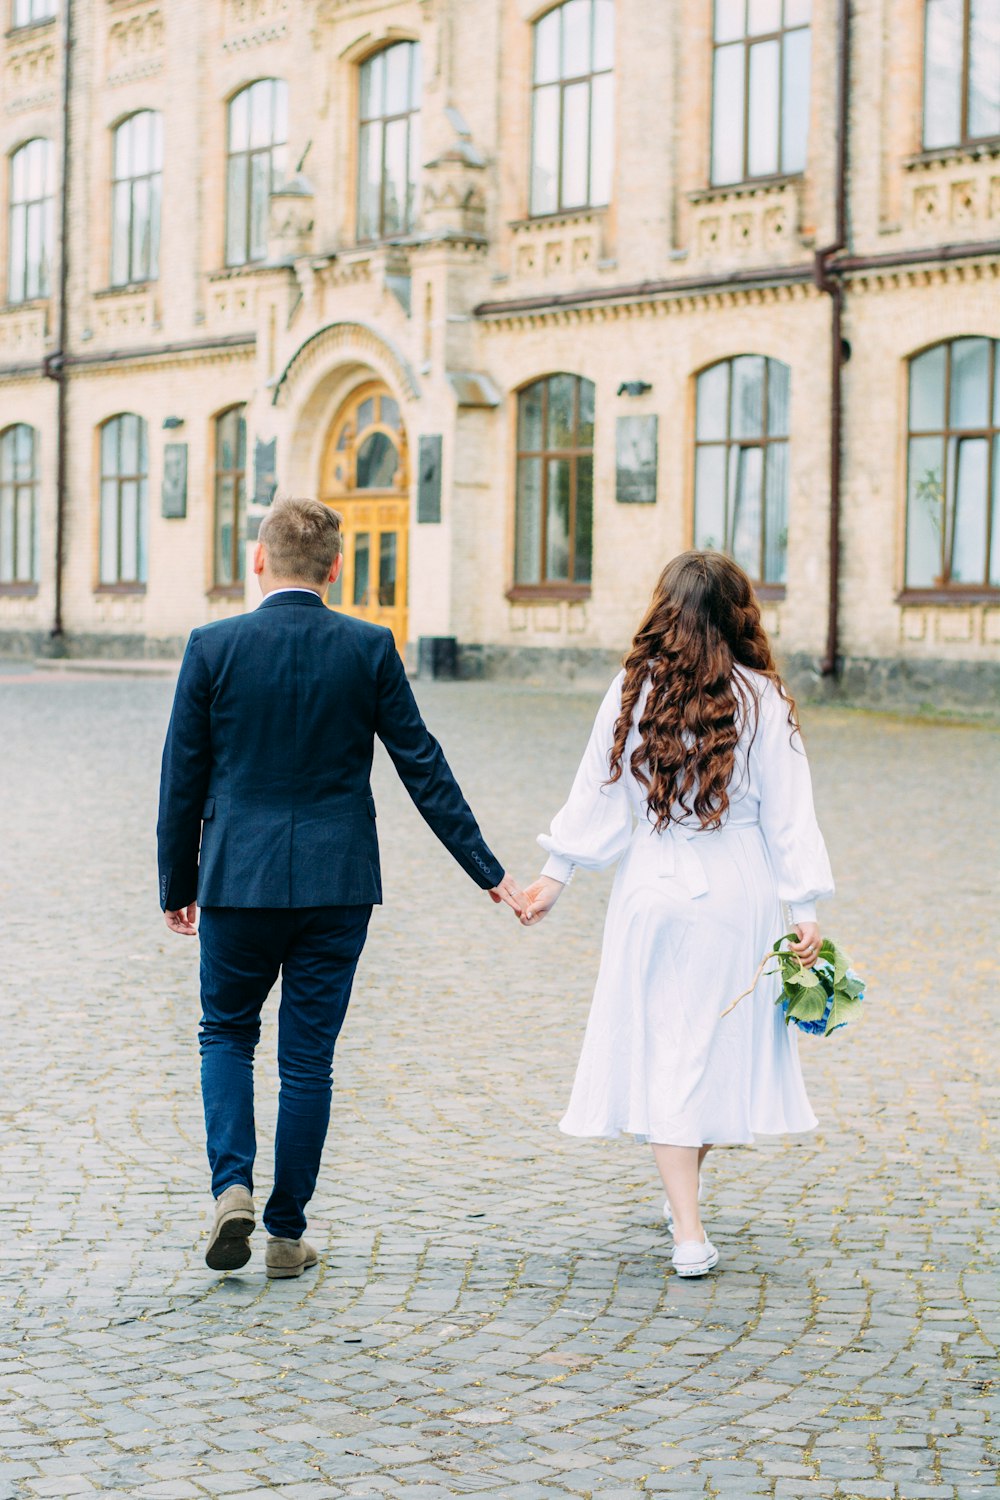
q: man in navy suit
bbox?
[157,499,523,1278]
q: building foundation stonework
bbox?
[2,0,999,708]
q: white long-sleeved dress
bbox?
[540,668,834,1146]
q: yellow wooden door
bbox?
[320,382,409,650]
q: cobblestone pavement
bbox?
[1,666,997,1500]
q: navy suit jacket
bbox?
[156,592,505,910]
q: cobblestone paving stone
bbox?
[0,665,997,1500]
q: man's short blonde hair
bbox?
[258,498,343,586]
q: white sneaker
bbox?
[663,1171,703,1233]
[671,1236,719,1278]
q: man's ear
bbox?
[253,541,266,576]
[329,553,344,585]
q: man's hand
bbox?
[519,875,564,928]
[489,873,526,916]
[788,921,821,968]
[165,903,198,936]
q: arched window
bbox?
[99,414,148,587]
[226,79,288,266]
[514,374,595,587]
[0,424,39,585]
[214,406,248,587]
[530,0,614,216]
[12,0,56,27]
[924,0,1000,149]
[693,356,791,586]
[357,42,421,241]
[8,138,54,304]
[906,338,1000,591]
[111,112,163,286]
[711,0,811,186]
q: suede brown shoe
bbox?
[204,1184,255,1271]
[265,1235,319,1279]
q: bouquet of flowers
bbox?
[721,934,865,1036]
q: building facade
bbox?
[1,0,999,704]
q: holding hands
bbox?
[489,872,564,926]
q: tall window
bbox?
[111,112,163,286]
[0,425,39,585]
[906,338,1000,591]
[12,0,56,25]
[693,356,791,586]
[357,42,421,241]
[924,0,1000,149]
[530,0,614,216]
[8,139,54,304]
[711,0,811,186]
[226,79,288,266]
[214,406,247,587]
[514,374,594,588]
[99,414,148,587]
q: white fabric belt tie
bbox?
[640,817,761,901]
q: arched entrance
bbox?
[319,380,409,648]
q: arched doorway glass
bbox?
[320,380,409,648]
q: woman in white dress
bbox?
[520,552,834,1278]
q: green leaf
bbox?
[794,966,822,988]
[842,976,865,1000]
[824,993,863,1034]
[785,989,828,1022]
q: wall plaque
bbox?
[615,414,658,505]
[417,433,443,523]
[253,437,277,505]
[161,442,188,518]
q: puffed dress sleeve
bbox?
[754,679,835,926]
[538,671,635,884]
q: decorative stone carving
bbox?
[421,106,488,239]
[0,306,48,361]
[205,277,258,336]
[508,210,607,287]
[91,288,157,342]
[223,0,290,51]
[4,39,57,112]
[268,173,315,264]
[903,149,1000,238]
[687,179,803,270]
[107,6,164,83]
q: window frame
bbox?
[7,137,55,305]
[709,0,812,188]
[922,0,1000,152]
[902,337,1000,597]
[11,0,57,28]
[510,372,595,597]
[0,423,40,589]
[692,354,791,591]
[212,405,248,592]
[110,111,163,288]
[224,78,288,268]
[528,0,615,218]
[97,413,149,590]
[356,41,422,244]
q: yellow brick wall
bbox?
[0,0,997,686]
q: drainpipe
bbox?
[43,0,73,644]
[812,0,851,679]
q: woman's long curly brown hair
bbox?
[608,551,797,830]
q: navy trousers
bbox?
[198,904,372,1239]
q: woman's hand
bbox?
[519,875,565,928]
[788,921,822,968]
